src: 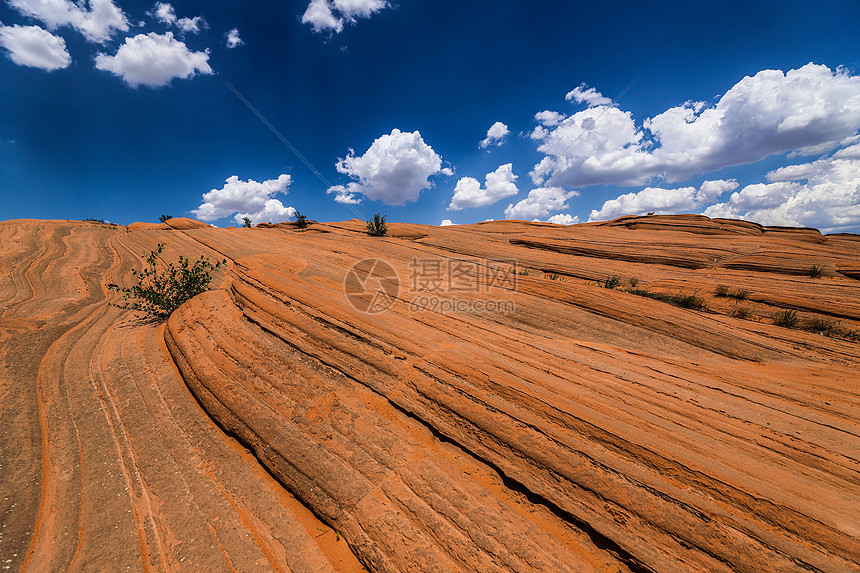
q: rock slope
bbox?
[1,215,858,572]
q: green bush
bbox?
[367,213,387,236]
[242,216,252,228]
[628,277,639,288]
[807,264,824,278]
[295,211,308,229]
[108,243,226,320]
[804,317,837,334]
[674,292,707,310]
[626,287,653,298]
[604,275,621,289]
[732,289,750,301]
[772,309,798,328]
[715,285,749,300]
[625,287,708,311]
[731,306,752,320]
[159,214,173,223]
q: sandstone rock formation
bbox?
[1,215,858,572]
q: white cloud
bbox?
[504,187,578,220]
[703,156,860,233]
[479,121,509,148]
[566,84,612,107]
[225,28,243,49]
[177,16,204,32]
[530,126,549,141]
[440,219,453,226]
[0,24,70,70]
[302,0,388,33]
[302,0,343,33]
[8,0,128,43]
[153,2,174,23]
[327,183,361,204]
[328,128,444,205]
[151,3,206,33]
[95,32,212,88]
[590,179,738,221]
[193,175,296,224]
[238,200,296,225]
[535,110,565,127]
[547,213,580,225]
[535,64,860,188]
[333,0,388,19]
[832,140,860,160]
[530,105,637,185]
[448,163,519,210]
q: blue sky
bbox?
[1,1,859,232]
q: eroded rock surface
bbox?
[1,215,858,572]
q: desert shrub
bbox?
[242,217,253,228]
[716,285,750,300]
[295,212,308,229]
[673,292,707,310]
[516,268,530,276]
[108,243,226,320]
[807,264,824,278]
[731,306,752,320]
[842,329,860,342]
[545,272,563,281]
[628,277,639,288]
[159,214,173,223]
[624,287,707,311]
[804,317,837,334]
[772,310,798,328]
[367,213,387,236]
[604,275,621,289]
[626,287,654,298]
[732,289,750,301]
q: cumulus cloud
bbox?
[152,2,206,33]
[95,32,212,87]
[302,0,342,33]
[479,121,509,148]
[8,0,128,43]
[504,187,578,220]
[334,0,388,19]
[703,155,860,233]
[327,183,361,204]
[193,175,296,224]
[535,110,566,127]
[327,128,444,205]
[440,219,453,226]
[589,179,738,221]
[0,24,70,70]
[240,200,296,225]
[566,84,612,107]
[225,28,243,49]
[302,0,388,33]
[448,163,519,210]
[547,213,580,225]
[534,64,860,188]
